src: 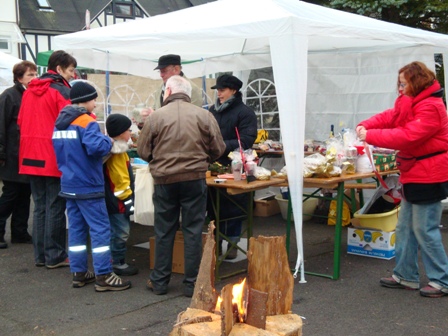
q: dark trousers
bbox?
[0,180,31,239]
[30,176,68,266]
[150,179,207,290]
[207,188,247,238]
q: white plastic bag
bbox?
[133,167,155,226]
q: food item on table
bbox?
[209,162,228,175]
[254,166,271,180]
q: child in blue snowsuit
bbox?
[52,81,131,292]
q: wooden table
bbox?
[285,170,399,280]
[255,149,284,165]
[206,176,284,279]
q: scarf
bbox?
[214,95,236,113]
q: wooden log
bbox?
[245,288,268,329]
[190,221,218,312]
[247,236,294,315]
[180,320,222,336]
[229,323,278,335]
[170,308,222,336]
[221,283,236,336]
[265,314,303,336]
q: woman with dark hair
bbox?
[0,60,37,248]
[18,50,77,268]
[357,61,448,298]
[209,74,257,259]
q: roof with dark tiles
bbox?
[19,0,216,34]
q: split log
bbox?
[247,236,294,315]
[220,283,236,336]
[229,323,278,335]
[265,314,303,336]
[173,313,303,336]
[190,221,218,312]
[180,320,221,336]
[245,288,268,329]
[169,308,221,336]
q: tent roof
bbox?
[0,51,24,70]
[54,0,448,78]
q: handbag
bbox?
[133,167,155,226]
[396,151,446,172]
[395,153,416,172]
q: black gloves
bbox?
[123,196,134,217]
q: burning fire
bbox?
[215,278,247,323]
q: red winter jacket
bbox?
[18,71,71,177]
[358,81,448,185]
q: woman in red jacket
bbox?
[357,61,448,298]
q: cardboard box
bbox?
[254,197,281,217]
[372,153,396,165]
[347,227,395,260]
[149,231,207,274]
[375,162,396,172]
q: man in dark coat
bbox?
[0,60,37,248]
[209,74,258,259]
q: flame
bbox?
[215,278,247,322]
[232,278,247,322]
[215,296,222,312]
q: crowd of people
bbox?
[0,51,256,296]
[1,52,447,299]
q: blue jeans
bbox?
[394,199,448,289]
[29,176,67,266]
[109,213,130,265]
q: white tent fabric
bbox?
[54,0,448,283]
[0,51,23,94]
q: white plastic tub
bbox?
[275,194,318,222]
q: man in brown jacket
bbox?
[137,75,225,297]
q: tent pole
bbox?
[443,53,448,105]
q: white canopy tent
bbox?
[54,0,448,282]
[0,51,23,94]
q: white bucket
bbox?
[275,194,318,222]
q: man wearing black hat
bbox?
[152,54,204,110]
[53,81,131,292]
[209,74,257,259]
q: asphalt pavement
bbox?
[1,198,448,335]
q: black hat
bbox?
[106,114,132,138]
[154,54,181,70]
[70,81,98,104]
[211,75,243,91]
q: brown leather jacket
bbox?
[137,93,225,184]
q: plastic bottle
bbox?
[231,159,243,181]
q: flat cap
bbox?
[154,54,181,70]
[211,74,243,91]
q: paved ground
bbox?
[1,201,448,335]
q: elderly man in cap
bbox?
[152,54,204,110]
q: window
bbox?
[116,3,132,18]
[106,1,145,19]
[0,38,10,52]
[244,79,281,141]
[37,0,51,8]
